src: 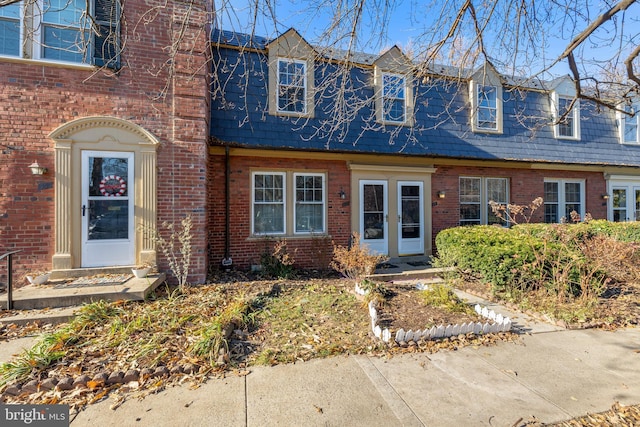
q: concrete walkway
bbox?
[68,326,640,426]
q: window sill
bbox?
[0,56,95,71]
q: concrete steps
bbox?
[0,273,165,311]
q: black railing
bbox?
[0,250,22,310]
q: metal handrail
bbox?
[1,250,22,310]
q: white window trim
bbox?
[470,81,503,134]
[543,178,585,222]
[276,57,308,115]
[374,67,414,126]
[552,93,581,140]
[618,103,640,145]
[459,176,509,225]
[293,172,326,235]
[381,71,407,124]
[251,171,287,236]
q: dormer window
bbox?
[477,84,498,130]
[277,58,307,114]
[469,70,503,134]
[553,95,580,139]
[382,73,406,123]
[620,103,640,144]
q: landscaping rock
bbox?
[40,378,58,390]
[170,365,183,375]
[107,371,124,384]
[123,369,140,382]
[73,374,90,388]
[4,384,21,396]
[22,380,39,393]
[182,363,198,374]
[57,377,74,391]
[153,366,169,377]
[91,372,108,386]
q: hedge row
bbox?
[435,220,640,296]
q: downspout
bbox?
[222,144,233,270]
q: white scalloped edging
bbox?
[366,294,512,343]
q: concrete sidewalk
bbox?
[69,327,640,426]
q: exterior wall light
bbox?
[339,189,346,199]
[602,193,610,200]
[29,161,47,175]
[437,190,446,199]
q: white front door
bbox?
[397,181,424,255]
[360,180,388,255]
[611,186,640,222]
[81,151,135,267]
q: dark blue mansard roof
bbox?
[210,29,640,167]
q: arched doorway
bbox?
[49,117,159,270]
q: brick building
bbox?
[3,3,640,284]
[1,0,212,283]
[208,29,640,269]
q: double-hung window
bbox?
[294,173,325,233]
[620,103,640,144]
[253,172,286,235]
[382,73,406,123]
[0,0,120,68]
[553,94,580,140]
[543,179,584,223]
[277,58,307,114]
[459,177,508,226]
[470,81,503,133]
[252,171,327,235]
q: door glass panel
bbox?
[635,189,640,221]
[363,184,384,240]
[401,185,420,239]
[613,189,627,222]
[87,156,130,240]
[88,199,129,240]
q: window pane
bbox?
[0,3,21,56]
[544,182,558,202]
[624,105,639,143]
[459,177,480,203]
[487,178,507,203]
[254,173,285,234]
[460,204,481,224]
[254,205,284,233]
[557,97,575,137]
[278,59,306,113]
[477,85,497,129]
[544,204,558,223]
[382,73,405,122]
[295,174,325,233]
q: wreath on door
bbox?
[99,175,127,197]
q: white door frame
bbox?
[359,180,388,255]
[81,150,135,267]
[607,176,640,222]
[397,181,424,255]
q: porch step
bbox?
[49,266,140,281]
[0,273,165,310]
[371,261,453,282]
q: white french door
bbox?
[360,180,388,255]
[397,181,424,255]
[81,151,135,267]
[611,185,640,222]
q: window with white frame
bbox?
[459,177,508,226]
[543,179,584,223]
[294,173,325,233]
[0,0,120,68]
[470,82,503,133]
[382,72,406,123]
[252,171,327,235]
[253,172,286,235]
[553,94,580,139]
[277,58,307,114]
[620,103,640,144]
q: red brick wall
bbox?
[0,0,211,283]
[431,164,607,249]
[208,154,352,270]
